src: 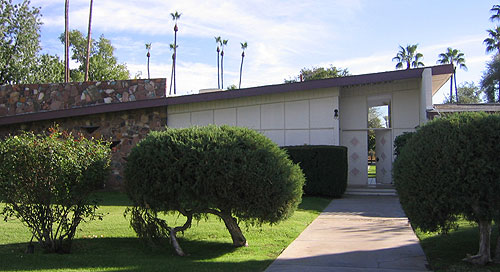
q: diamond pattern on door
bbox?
[350,152,359,161]
[381,152,386,161]
[380,136,386,146]
[350,168,360,176]
[350,137,359,146]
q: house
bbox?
[0,64,453,188]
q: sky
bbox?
[26,0,499,103]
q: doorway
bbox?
[367,95,392,185]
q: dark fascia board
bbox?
[0,98,168,126]
[165,64,453,106]
[0,64,453,126]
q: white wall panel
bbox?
[237,105,260,129]
[310,97,335,128]
[310,129,335,145]
[285,100,309,129]
[167,113,191,128]
[214,108,237,126]
[392,90,419,129]
[260,130,285,146]
[285,130,309,146]
[191,110,214,126]
[261,103,284,129]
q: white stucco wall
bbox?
[167,87,340,146]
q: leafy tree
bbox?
[394,113,500,265]
[125,126,304,256]
[226,84,237,90]
[480,54,500,102]
[484,26,500,55]
[437,47,467,102]
[0,0,42,85]
[59,30,129,82]
[239,41,247,89]
[169,11,181,95]
[490,4,500,22]
[392,44,424,70]
[0,127,110,253]
[444,81,482,104]
[285,65,350,83]
[367,107,383,157]
[30,54,65,84]
[145,43,151,79]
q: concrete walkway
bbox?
[265,195,429,272]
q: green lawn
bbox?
[368,165,376,178]
[416,220,500,272]
[0,192,331,272]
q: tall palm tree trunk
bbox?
[239,53,244,89]
[450,75,454,103]
[84,0,93,82]
[217,51,220,89]
[454,71,458,103]
[169,54,174,95]
[64,0,70,82]
[221,51,224,89]
[173,30,177,94]
[147,55,150,79]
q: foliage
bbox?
[394,112,500,264]
[226,84,237,90]
[0,192,330,272]
[125,125,305,254]
[392,44,424,70]
[437,47,467,102]
[59,30,130,82]
[367,107,384,153]
[285,65,350,83]
[283,145,347,198]
[444,81,483,104]
[484,26,500,55]
[393,131,414,156]
[0,127,111,253]
[30,54,65,84]
[480,54,500,102]
[0,0,42,85]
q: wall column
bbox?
[420,68,432,124]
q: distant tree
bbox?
[367,107,383,154]
[226,84,237,90]
[169,11,181,95]
[0,0,42,85]
[220,39,228,89]
[84,0,93,82]
[392,44,424,70]
[443,82,482,104]
[145,43,151,79]
[480,55,500,102]
[239,41,247,89]
[437,47,467,102]
[215,36,221,89]
[285,65,350,83]
[30,54,65,84]
[59,30,129,82]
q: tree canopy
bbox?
[480,54,500,102]
[59,30,129,82]
[0,0,42,85]
[392,44,424,70]
[444,81,482,104]
[285,65,350,83]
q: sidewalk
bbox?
[265,195,429,272]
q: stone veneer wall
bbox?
[0,78,165,116]
[0,78,168,189]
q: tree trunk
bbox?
[463,219,492,265]
[147,56,150,79]
[169,54,174,95]
[84,0,93,82]
[454,70,458,103]
[450,74,453,103]
[217,51,220,89]
[169,210,192,256]
[239,54,244,89]
[219,211,247,247]
[64,0,70,83]
[494,223,500,263]
[173,30,177,94]
[221,51,224,89]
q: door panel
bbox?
[375,130,392,184]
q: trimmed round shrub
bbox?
[394,112,500,265]
[0,128,111,253]
[125,125,305,255]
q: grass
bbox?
[416,219,500,272]
[0,192,331,272]
[368,165,376,178]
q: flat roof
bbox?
[0,64,453,126]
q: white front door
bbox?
[375,129,392,184]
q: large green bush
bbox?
[394,112,500,265]
[125,125,305,256]
[0,128,111,253]
[283,145,347,197]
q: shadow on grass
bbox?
[0,237,270,272]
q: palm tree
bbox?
[169,43,178,95]
[84,0,93,82]
[392,44,424,70]
[215,36,221,89]
[170,11,181,94]
[437,47,467,103]
[220,39,228,89]
[239,41,247,89]
[64,0,69,82]
[490,4,500,21]
[484,26,500,54]
[145,43,151,79]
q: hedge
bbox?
[283,145,347,198]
